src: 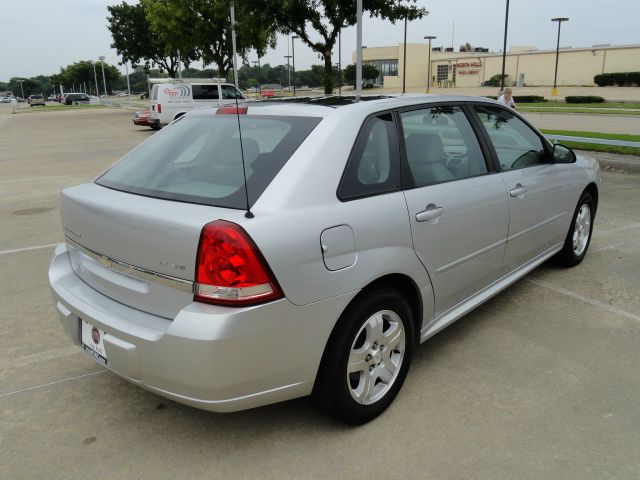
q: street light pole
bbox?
[92,62,99,97]
[355,0,362,100]
[551,17,569,96]
[98,56,107,97]
[424,35,436,93]
[125,60,131,95]
[500,0,510,92]
[252,59,261,97]
[284,55,292,92]
[18,80,24,98]
[338,29,342,95]
[292,36,299,95]
[230,3,239,89]
[402,16,408,94]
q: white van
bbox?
[148,80,245,129]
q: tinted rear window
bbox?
[192,85,219,100]
[96,114,321,209]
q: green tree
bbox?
[344,63,380,86]
[58,61,122,95]
[262,0,426,94]
[8,77,43,97]
[107,1,189,77]
[143,0,277,79]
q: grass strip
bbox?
[522,102,640,109]
[540,129,640,156]
[519,107,640,115]
[17,104,111,113]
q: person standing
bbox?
[498,87,517,109]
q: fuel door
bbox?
[320,225,357,271]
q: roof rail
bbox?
[148,78,227,85]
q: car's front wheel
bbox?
[312,287,415,424]
[555,191,595,267]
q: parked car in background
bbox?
[148,80,245,128]
[0,96,13,103]
[49,95,600,424]
[28,94,45,106]
[15,97,26,103]
[64,93,91,105]
[132,110,151,128]
[48,95,56,101]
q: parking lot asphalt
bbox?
[1,107,639,479]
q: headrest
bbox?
[405,133,444,165]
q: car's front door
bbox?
[400,105,510,317]
[471,105,573,270]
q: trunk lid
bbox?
[61,183,245,319]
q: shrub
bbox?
[513,95,545,103]
[627,72,640,86]
[594,72,640,87]
[484,74,508,87]
[565,96,605,103]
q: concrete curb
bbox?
[575,150,640,174]
[597,158,640,174]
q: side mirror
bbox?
[552,143,577,164]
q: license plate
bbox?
[81,320,108,366]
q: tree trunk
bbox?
[323,51,334,94]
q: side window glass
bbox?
[221,85,242,99]
[192,85,219,100]
[473,105,547,171]
[400,105,488,187]
[338,113,400,200]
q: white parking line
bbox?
[0,370,108,398]
[0,243,59,255]
[527,278,640,324]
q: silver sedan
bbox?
[48,95,600,424]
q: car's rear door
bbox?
[470,104,573,270]
[400,104,509,317]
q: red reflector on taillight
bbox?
[157,103,162,113]
[194,220,283,307]
[216,106,248,115]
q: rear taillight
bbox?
[194,220,283,307]
[157,103,162,113]
[216,106,248,115]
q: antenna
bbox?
[233,92,254,218]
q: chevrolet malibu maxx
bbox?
[49,96,600,424]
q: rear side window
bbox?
[400,105,488,187]
[338,113,400,201]
[96,114,321,209]
[192,85,219,100]
[151,85,159,101]
[221,85,244,99]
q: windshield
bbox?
[96,113,321,209]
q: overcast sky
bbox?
[1,0,638,81]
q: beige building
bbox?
[356,43,640,89]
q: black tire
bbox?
[312,287,415,424]
[150,124,161,131]
[555,192,595,267]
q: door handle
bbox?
[416,204,444,222]
[510,183,527,197]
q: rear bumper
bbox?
[49,243,355,412]
[147,118,160,127]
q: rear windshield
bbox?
[151,85,159,101]
[96,113,321,209]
